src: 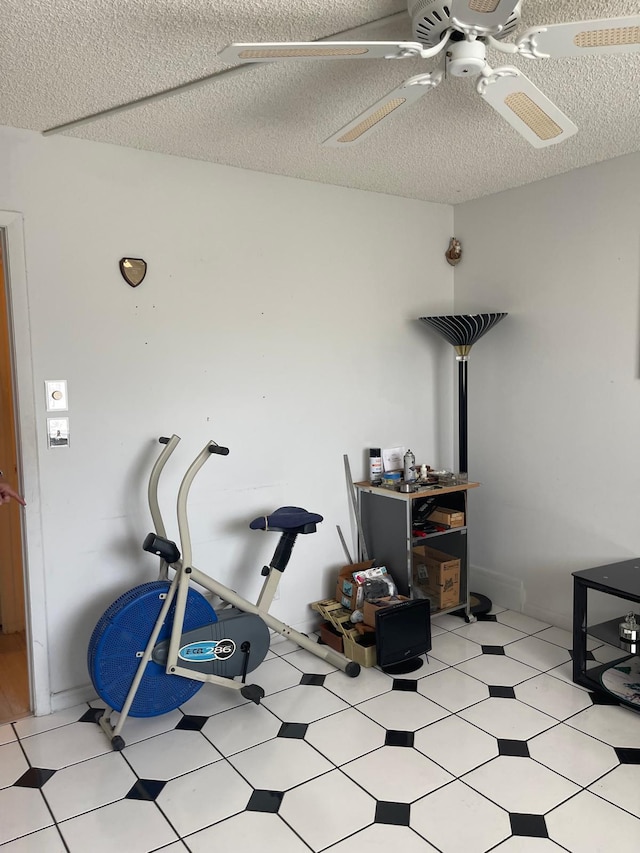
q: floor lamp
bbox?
[419,314,507,617]
[419,313,507,476]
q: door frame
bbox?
[1,210,50,716]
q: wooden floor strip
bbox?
[0,630,30,724]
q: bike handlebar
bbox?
[209,444,230,455]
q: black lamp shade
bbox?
[419,314,507,358]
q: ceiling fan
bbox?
[218,1,640,149]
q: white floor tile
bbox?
[282,647,339,674]
[0,826,67,852]
[44,750,137,822]
[261,684,348,724]
[322,666,392,704]
[357,690,449,731]
[186,811,309,853]
[546,661,590,689]
[13,705,88,739]
[328,823,440,852]
[342,745,453,802]
[228,737,333,790]
[124,729,222,780]
[413,715,499,777]
[0,741,29,789]
[536,625,600,651]
[463,755,580,813]
[279,769,376,851]
[528,723,618,788]
[157,760,252,837]
[492,838,566,852]
[546,790,640,852]
[19,721,110,770]
[401,654,448,679]
[248,656,306,695]
[566,703,640,748]
[0,787,53,845]
[411,780,511,852]
[452,621,526,647]
[59,798,177,853]
[416,667,489,711]
[505,636,571,671]
[178,685,249,717]
[459,697,556,740]
[0,723,17,745]
[269,637,300,655]
[93,707,183,746]
[429,632,482,666]
[588,764,640,817]
[495,611,551,634]
[202,701,281,755]
[430,613,466,631]
[455,653,540,687]
[590,642,629,663]
[304,707,386,765]
[514,673,594,719]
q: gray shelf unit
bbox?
[355,481,479,620]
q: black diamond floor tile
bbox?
[126,779,167,801]
[246,790,284,813]
[278,722,309,739]
[509,813,548,838]
[392,679,418,692]
[14,768,56,788]
[77,708,104,723]
[490,685,516,699]
[175,714,209,731]
[498,739,530,758]
[477,614,498,622]
[385,730,415,748]
[375,801,411,826]
[615,747,640,764]
[482,646,505,655]
[300,674,326,687]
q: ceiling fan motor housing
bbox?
[409,0,520,47]
[446,40,486,76]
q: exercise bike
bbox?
[88,435,360,750]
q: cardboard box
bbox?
[363,595,411,629]
[335,560,374,611]
[412,546,461,610]
[427,507,465,528]
[343,634,377,668]
[319,622,344,653]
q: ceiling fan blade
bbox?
[478,67,577,148]
[450,0,520,32]
[218,41,426,64]
[517,16,640,59]
[323,72,443,147]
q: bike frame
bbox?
[99,435,350,744]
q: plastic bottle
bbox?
[369,448,383,485]
[403,449,415,482]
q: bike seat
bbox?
[250,506,323,534]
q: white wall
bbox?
[454,152,640,629]
[0,127,454,710]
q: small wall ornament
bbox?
[445,238,462,267]
[119,258,147,287]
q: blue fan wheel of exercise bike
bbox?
[88,581,217,717]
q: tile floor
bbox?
[1,606,640,852]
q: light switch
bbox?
[47,417,70,449]
[45,380,68,412]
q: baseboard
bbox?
[469,564,525,612]
[49,684,98,714]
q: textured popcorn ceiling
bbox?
[1,0,639,202]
